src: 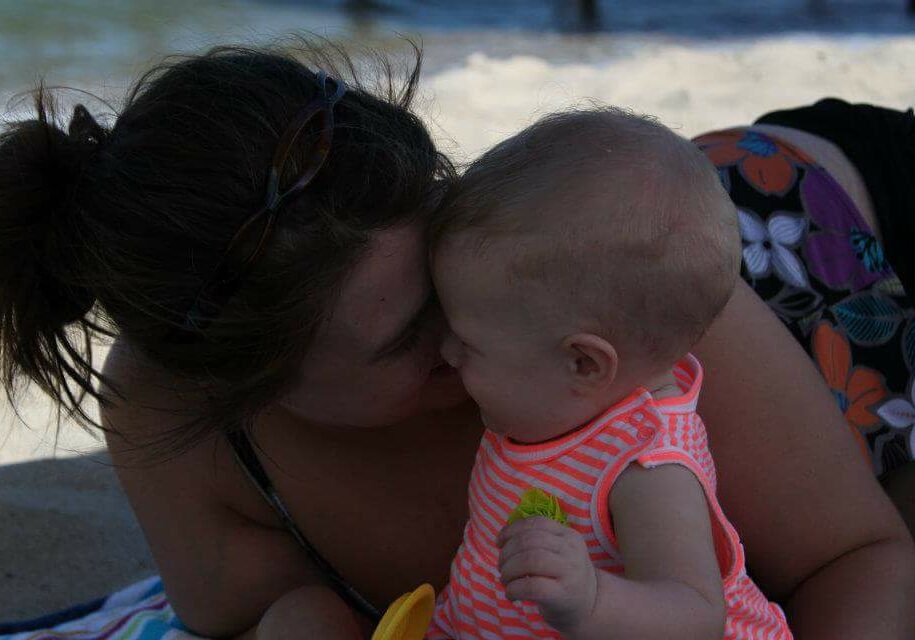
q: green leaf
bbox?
[508,488,568,526]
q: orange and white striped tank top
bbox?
[428,354,791,639]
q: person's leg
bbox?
[755,99,915,298]
[883,462,915,538]
[695,120,915,485]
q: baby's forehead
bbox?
[434,233,510,294]
[436,228,572,317]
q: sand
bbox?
[0,347,155,619]
[2,32,914,621]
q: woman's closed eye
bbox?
[394,299,443,356]
[393,328,423,354]
[373,292,441,361]
[457,337,480,356]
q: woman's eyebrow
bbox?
[370,290,437,362]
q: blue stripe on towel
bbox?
[0,597,106,634]
[139,579,164,602]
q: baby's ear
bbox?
[562,333,618,389]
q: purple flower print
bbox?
[802,167,887,291]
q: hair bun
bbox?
[0,91,99,356]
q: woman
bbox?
[0,41,912,638]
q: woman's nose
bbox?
[440,330,462,368]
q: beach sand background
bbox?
[2,0,915,621]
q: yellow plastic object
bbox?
[371,583,436,640]
[507,488,568,526]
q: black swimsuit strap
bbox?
[225,430,383,623]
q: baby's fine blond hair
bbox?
[433,107,740,367]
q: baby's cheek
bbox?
[462,368,495,408]
[459,368,482,399]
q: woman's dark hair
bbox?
[0,38,453,456]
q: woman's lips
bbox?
[431,361,458,377]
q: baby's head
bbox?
[432,108,739,441]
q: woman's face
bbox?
[280,224,468,428]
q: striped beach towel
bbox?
[0,577,200,640]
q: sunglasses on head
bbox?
[179,71,347,335]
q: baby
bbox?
[427,108,792,639]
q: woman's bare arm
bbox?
[102,346,319,637]
[694,280,915,638]
[106,426,317,636]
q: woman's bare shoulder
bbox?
[99,337,274,521]
[100,338,176,426]
[100,339,319,635]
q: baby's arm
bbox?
[596,463,727,638]
[256,584,364,640]
[498,464,725,639]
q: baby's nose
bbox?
[440,331,462,368]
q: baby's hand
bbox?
[497,516,598,635]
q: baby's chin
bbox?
[479,410,508,435]
[480,411,537,442]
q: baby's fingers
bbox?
[499,530,565,570]
[499,548,567,585]
[498,516,567,547]
[503,575,562,606]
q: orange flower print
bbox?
[813,322,887,461]
[695,129,813,197]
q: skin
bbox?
[104,125,915,639]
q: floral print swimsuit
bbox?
[695,128,914,477]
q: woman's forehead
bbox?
[325,224,430,347]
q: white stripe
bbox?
[499,624,539,637]
[476,462,520,515]
[564,512,593,528]
[476,458,527,509]
[576,442,618,462]
[479,437,523,480]
[530,463,593,495]
[468,472,507,535]
[593,430,635,451]
[557,455,605,478]
[465,526,497,564]
[588,463,625,565]
[471,607,499,626]
[466,586,499,610]
[459,551,500,586]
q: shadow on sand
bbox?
[0,453,155,620]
